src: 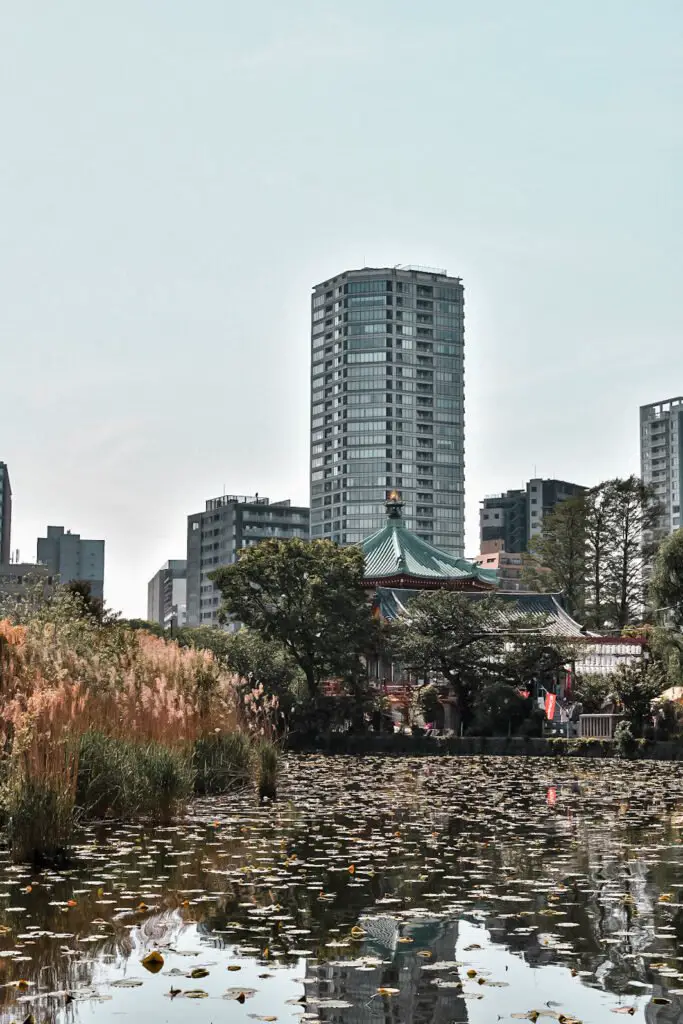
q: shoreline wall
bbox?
[287,734,683,760]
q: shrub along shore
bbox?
[288,732,683,759]
[0,587,280,865]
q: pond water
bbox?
[1,755,683,1023]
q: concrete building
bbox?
[37,525,105,600]
[186,494,310,627]
[480,478,585,553]
[309,266,465,554]
[473,546,526,591]
[0,562,53,604]
[640,396,683,541]
[0,463,11,564]
[147,559,187,630]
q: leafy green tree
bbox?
[500,633,574,693]
[572,672,612,713]
[210,539,378,698]
[119,618,165,637]
[390,590,563,734]
[650,529,683,626]
[64,580,106,623]
[612,660,666,736]
[469,682,531,737]
[522,496,586,620]
[174,625,234,660]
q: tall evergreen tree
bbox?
[583,482,613,630]
[522,495,586,620]
[601,476,660,628]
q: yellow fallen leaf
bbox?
[141,951,164,973]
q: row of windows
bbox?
[347,418,387,431]
[347,306,388,322]
[347,279,389,295]
[347,351,387,363]
[348,434,388,446]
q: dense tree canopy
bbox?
[390,590,569,733]
[210,538,379,697]
[650,529,683,626]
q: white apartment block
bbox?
[640,396,683,540]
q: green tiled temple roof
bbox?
[361,495,497,587]
[374,587,587,636]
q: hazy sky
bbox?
[2,1,682,617]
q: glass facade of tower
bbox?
[309,267,465,554]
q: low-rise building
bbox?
[0,562,53,604]
[473,547,526,591]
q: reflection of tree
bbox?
[2,757,683,1021]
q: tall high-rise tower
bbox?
[309,266,464,553]
[0,463,11,564]
[640,396,683,541]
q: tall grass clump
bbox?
[77,732,194,821]
[193,732,252,795]
[136,742,194,823]
[0,590,278,860]
[5,733,78,865]
[255,739,279,803]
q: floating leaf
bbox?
[225,988,257,1001]
[141,951,164,973]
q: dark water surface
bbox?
[2,755,683,1023]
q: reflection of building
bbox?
[305,917,465,1024]
[309,266,465,554]
[186,494,310,627]
[147,559,187,630]
[37,525,105,600]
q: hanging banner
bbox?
[545,692,557,721]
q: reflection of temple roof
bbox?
[362,495,497,590]
[374,587,587,637]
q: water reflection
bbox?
[0,756,682,1021]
